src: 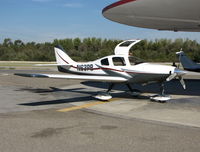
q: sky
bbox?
[1,0,200,43]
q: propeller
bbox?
[166,68,186,89]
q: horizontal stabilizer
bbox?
[14,73,127,83]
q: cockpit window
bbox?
[101,58,109,66]
[119,41,135,47]
[129,56,144,65]
[112,57,126,66]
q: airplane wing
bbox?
[103,0,200,32]
[14,73,128,83]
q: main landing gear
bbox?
[94,82,171,103]
[93,83,114,101]
[93,83,142,101]
[150,83,171,103]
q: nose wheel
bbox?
[150,83,171,103]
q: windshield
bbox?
[129,56,144,65]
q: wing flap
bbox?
[14,73,127,82]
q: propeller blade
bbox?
[179,76,186,89]
[166,73,177,81]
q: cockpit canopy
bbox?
[100,39,144,66]
[100,56,144,66]
[114,39,141,56]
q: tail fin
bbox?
[176,51,197,69]
[54,46,76,65]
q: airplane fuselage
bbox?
[57,54,176,84]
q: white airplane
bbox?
[15,40,186,102]
[103,0,200,32]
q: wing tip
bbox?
[14,73,49,78]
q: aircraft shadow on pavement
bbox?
[19,96,94,106]
[16,87,85,93]
[18,89,149,107]
[16,79,200,97]
[81,79,200,96]
[17,85,149,106]
[17,87,99,106]
[18,79,200,106]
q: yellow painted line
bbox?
[57,98,120,112]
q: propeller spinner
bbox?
[166,68,187,89]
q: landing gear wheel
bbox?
[93,83,114,101]
[150,82,171,103]
[93,92,112,101]
[150,95,171,103]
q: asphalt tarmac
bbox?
[0,69,200,152]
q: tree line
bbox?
[0,38,200,62]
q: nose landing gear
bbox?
[150,83,171,103]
